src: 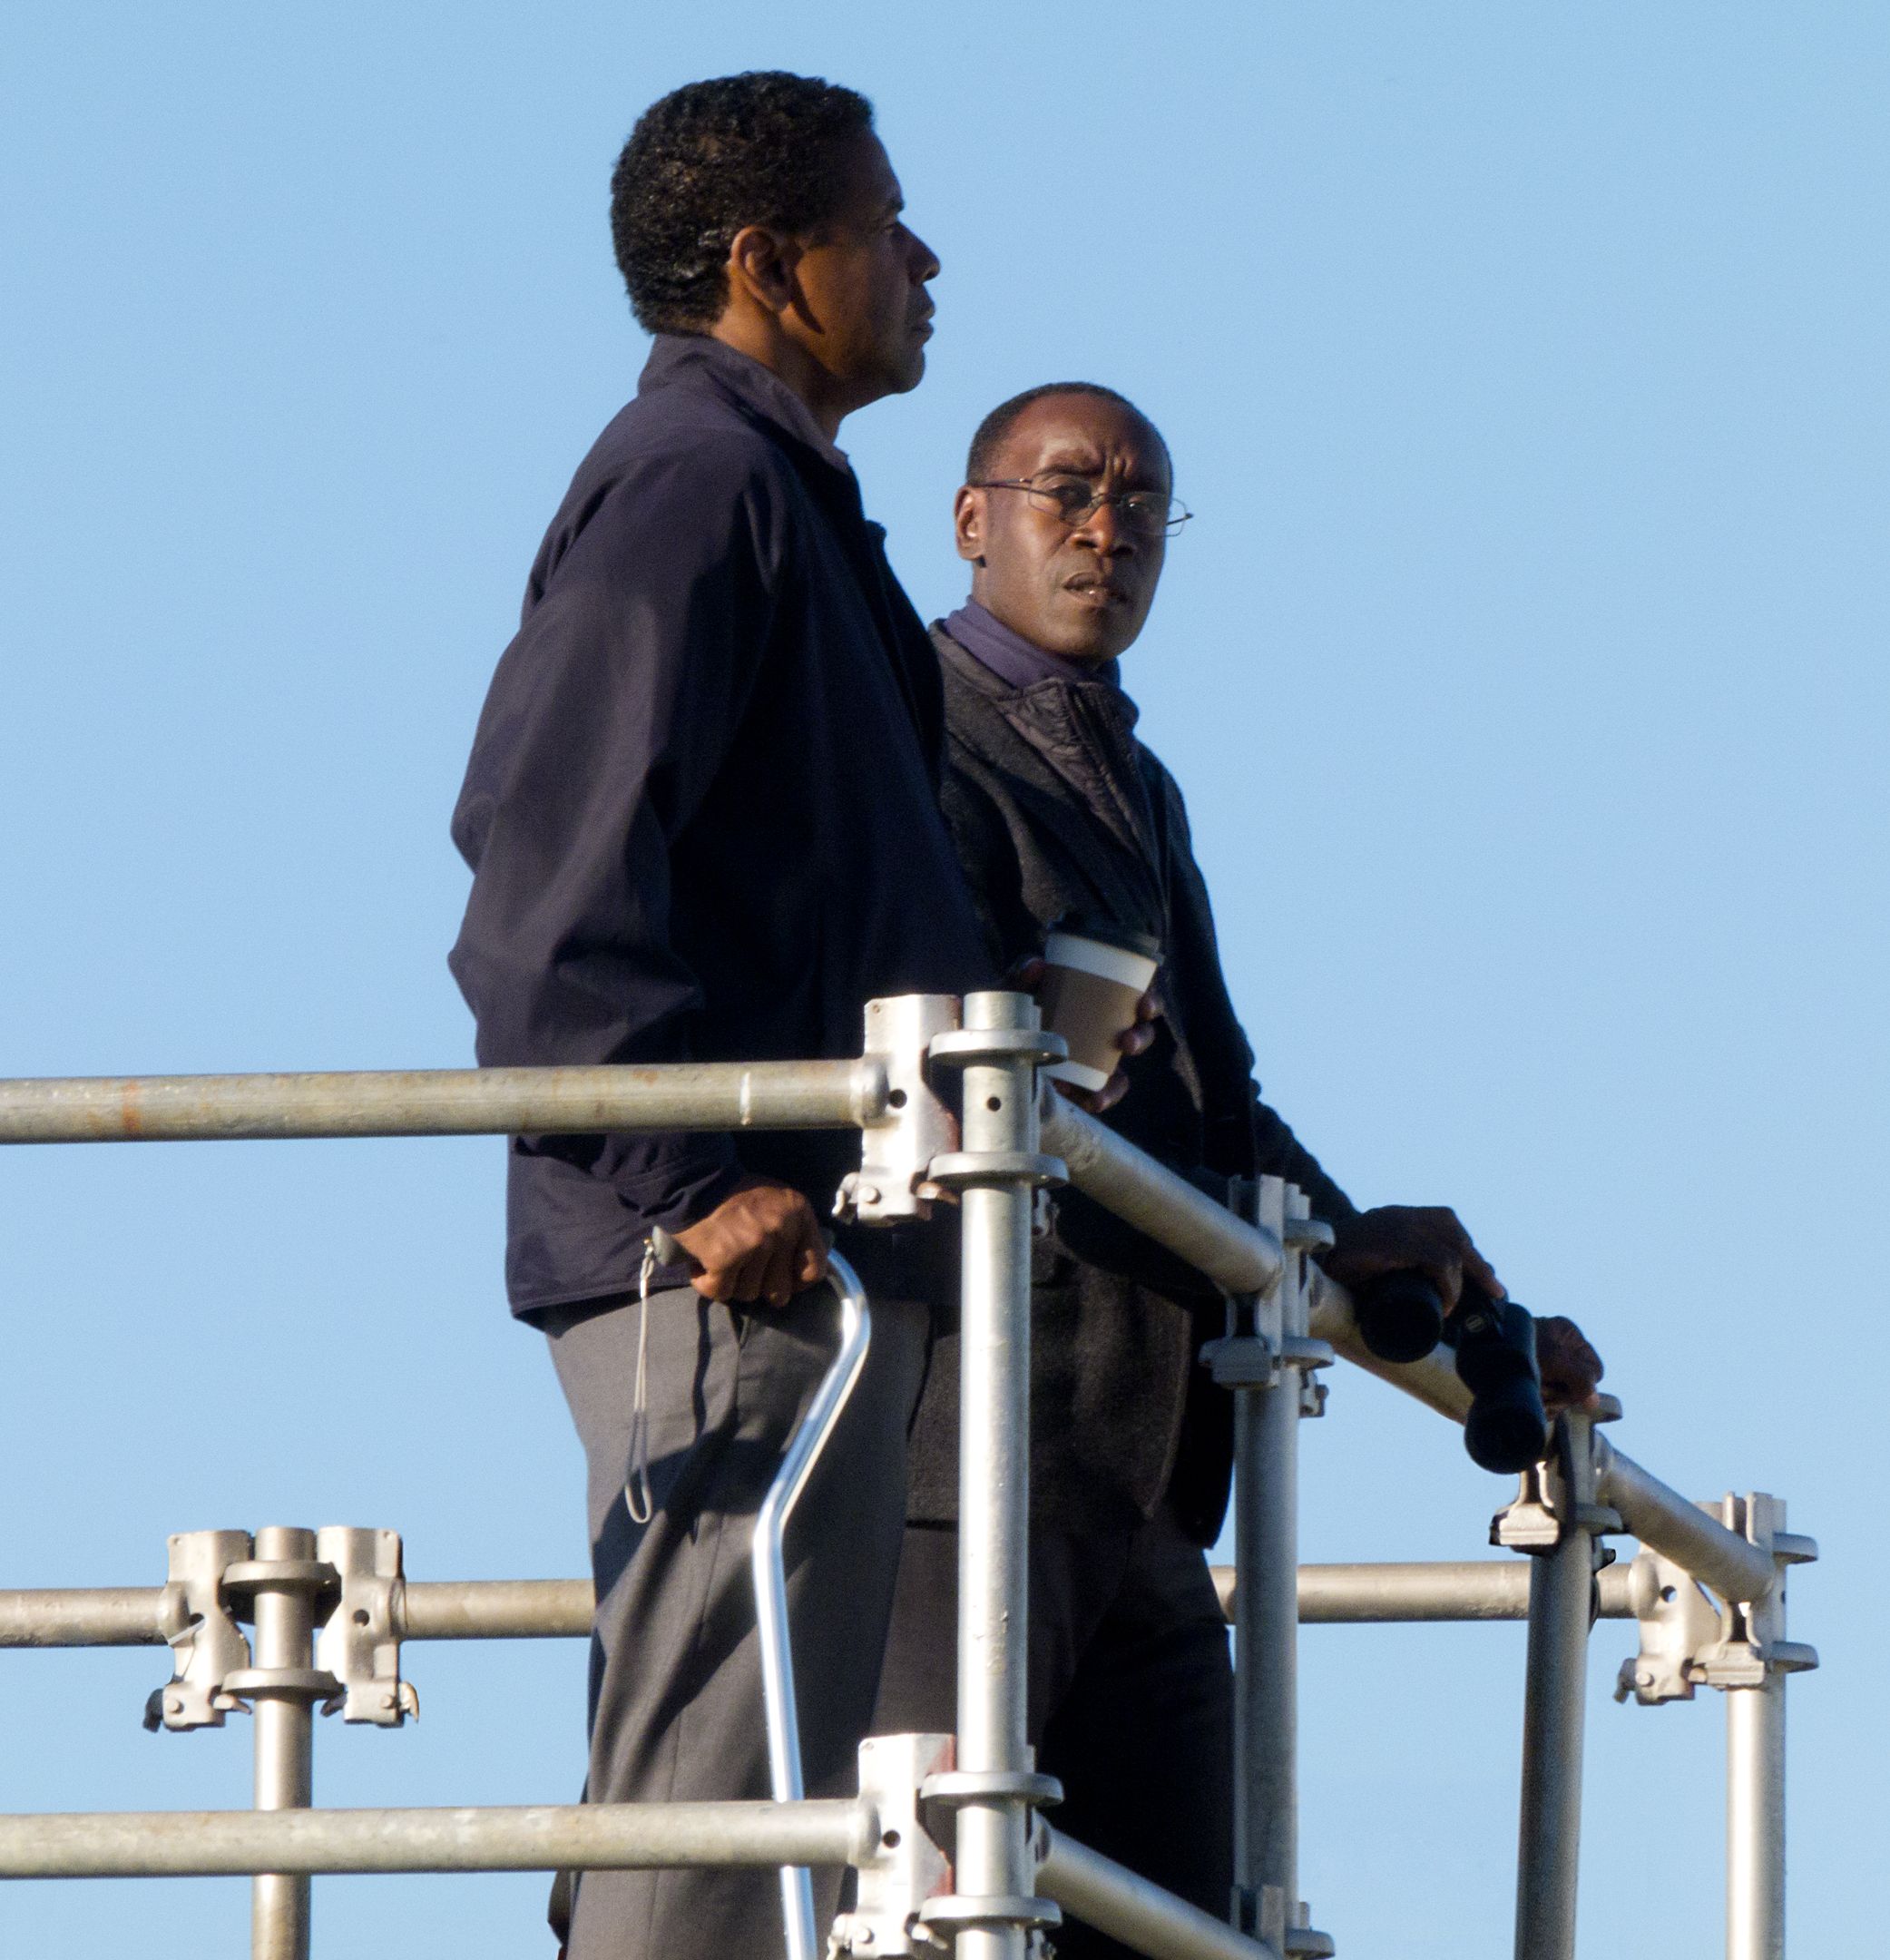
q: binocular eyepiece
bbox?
[1352,1270,1552,1475]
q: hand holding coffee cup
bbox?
[1034,916,1162,1105]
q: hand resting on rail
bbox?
[671,1177,829,1308]
[1320,1203,1605,1413]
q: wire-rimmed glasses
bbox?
[970,474,1193,537]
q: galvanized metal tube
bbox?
[1233,1363,1298,1934]
[1226,1183,1304,1945]
[393,1579,594,1642]
[751,1256,871,1960]
[1513,1537,1591,1960]
[1513,1422,1598,1960]
[1305,1269,1474,1423]
[1211,1561,1637,1625]
[0,1581,596,1651]
[955,995,1043,1960]
[1597,1442,1776,1604]
[249,1527,318,1960]
[1011,1144,1779,1622]
[0,1589,168,1646]
[1036,1825,1280,1960]
[1294,1275,1777,1625]
[1291,1560,1529,1624]
[0,1800,872,1878]
[0,1060,885,1145]
[1319,1338,1472,1424]
[1039,1093,1282,1298]
[0,1562,1641,1649]
[1727,1675,1787,1960]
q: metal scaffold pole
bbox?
[1511,1414,1609,1960]
[243,1527,320,1960]
[1720,1492,1816,1960]
[925,993,1065,1960]
[1209,1180,1332,1957]
[0,1011,1819,1959]
[1233,1313,1298,1944]
[1727,1669,1786,1960]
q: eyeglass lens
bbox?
[1028,475,1182,534]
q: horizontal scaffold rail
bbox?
[1039,1093,1284,1297]
[0,1062,886,1144]
[0,998,1812,1960]
[1043,1094,1777,1604]
[0,1799,874,1878]
[0,1562,1656,1651]
[1224,1561,1643,1624]
[0,1799,1283,1960]
[0,1050,1778,1606]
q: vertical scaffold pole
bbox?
[1726,1668,1786,1960]
[1513,1414,1603,1960]
[930,992,1064,1960]
[1213,1181,1332,1957]
[247,1526,318,1960]
[1725,1492,1816,1960]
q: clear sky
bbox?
[2,5,1884,1955]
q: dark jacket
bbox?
[906,628,1356,1544]
[448,338,992,1316]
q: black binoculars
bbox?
[1351,1270,1552,1475]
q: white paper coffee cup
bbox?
[1039,922,1160,1093]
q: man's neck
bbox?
[945,599,1127,696]
[964,592,1116,672]
[707,317,851,445]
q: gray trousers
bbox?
[544,1284,931,1960]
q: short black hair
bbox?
[610,73,875,335]
[965,382,1171,485]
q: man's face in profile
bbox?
[790,132,940,405]
[955,394,1173,662]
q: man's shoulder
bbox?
[933,641,1029,780]
[931,625,1018,728]
[570,389,805,506]
[1133,736,1184,801]
[528,394,806,593]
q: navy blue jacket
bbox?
[449,337,992,1316]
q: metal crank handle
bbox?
[751,1251,872,1960]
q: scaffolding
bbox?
[0,991,1815,1960]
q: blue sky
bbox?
[2,5,1885,1955]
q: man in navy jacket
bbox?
[449,75,988,1958]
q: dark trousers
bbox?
[872,1502,1234,1959]
[544,1284,930,1960]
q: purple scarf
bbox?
[941,600,1121,692]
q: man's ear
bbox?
[953,485,985,566]
[725,224,801,318]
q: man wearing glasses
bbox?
[874,383,1603,1951]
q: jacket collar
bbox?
[638,333,853,475]
[932,623,1168,948]
[941,600,1094,691]
[935,614,1137,730]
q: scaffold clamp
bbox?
[141,1526,417,1734]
